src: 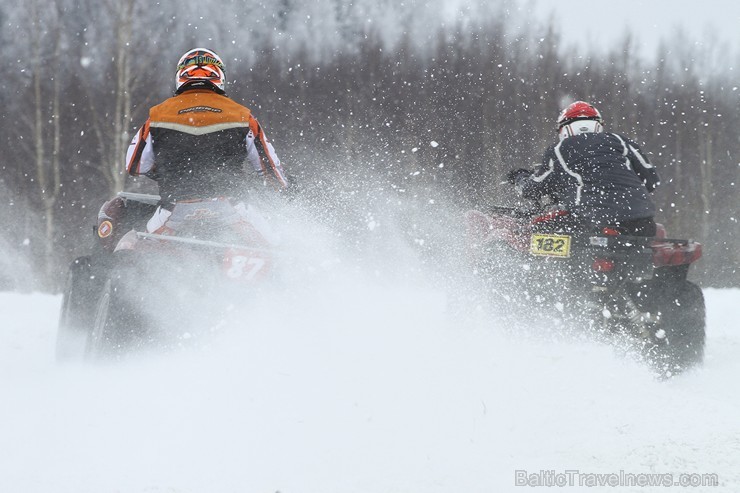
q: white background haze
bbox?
[516,0,740,60]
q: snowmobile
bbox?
[56,192,278,361]
[465,201,706,377]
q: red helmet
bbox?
[557,101,603,129]
[175,48,226,94]
[557,101,603,139]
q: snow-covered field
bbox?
[0,281,738,493]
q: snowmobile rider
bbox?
[97,47,289,247]
[506,101,660,236]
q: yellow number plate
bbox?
[530,234,571,257]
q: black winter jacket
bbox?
[516,132,660,225]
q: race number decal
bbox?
[530,234,571,257]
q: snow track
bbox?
[0,285,738,492]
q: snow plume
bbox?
[68,159,478,360]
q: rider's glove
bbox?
[506,168,532,185]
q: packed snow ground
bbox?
[0,280,738,492]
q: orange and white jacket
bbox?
[125,88,288,202]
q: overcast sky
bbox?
[512,0,740,62]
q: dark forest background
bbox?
[1,0,738,291]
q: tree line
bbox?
[1,0,738,290]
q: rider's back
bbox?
[148,89,254,202]
[542,132,656,225]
